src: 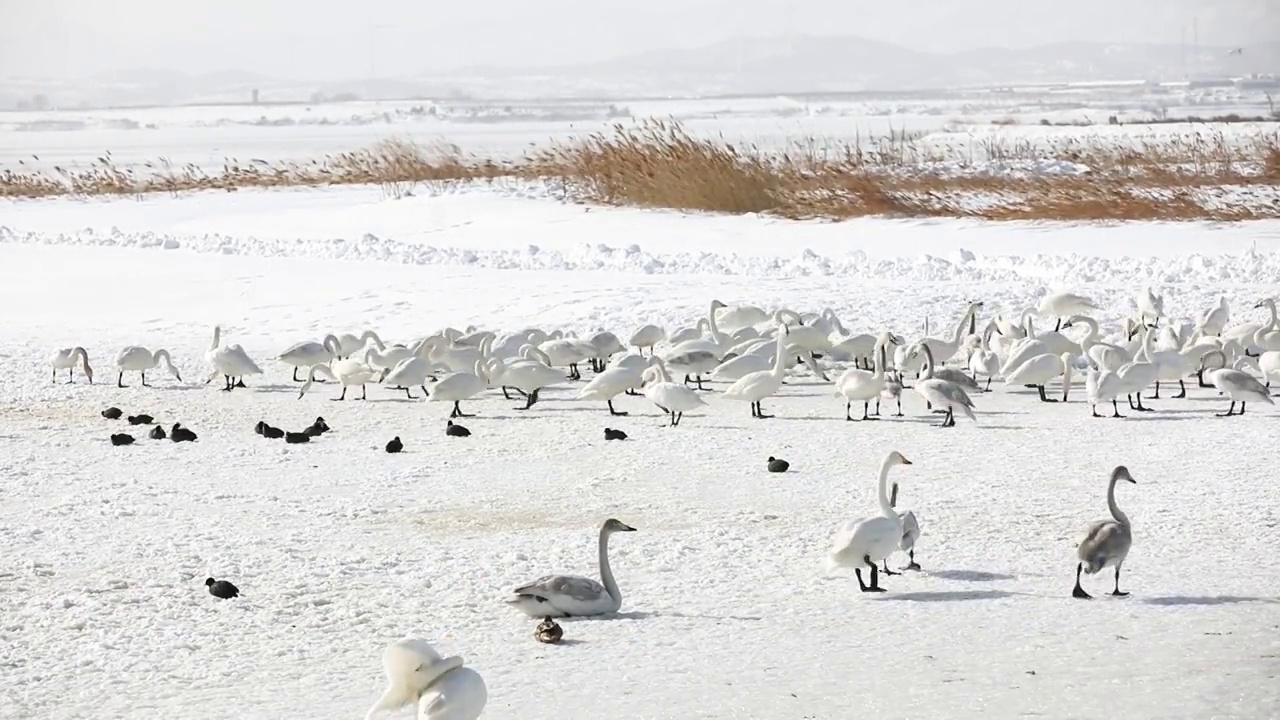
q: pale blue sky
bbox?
[0,0,1273,80]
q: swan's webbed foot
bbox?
[625,389,641,396]
[879,562,901,576]
[1072,562,1092,599]
[607,400,628,416]
[751,401,774,419]
[862,402,878,421]
[1216,401,1238,417]
[1173,379,1187,399]
[450,401,475,418]
[904,562,922,572]
[404,388,416,400]
[1110,589,1130,597]
[1036,385,1057,402]
[854,568,885,593]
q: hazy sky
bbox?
[1,0,1274,80]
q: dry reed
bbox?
[3,120,1278,221]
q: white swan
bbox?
[1073,465,1137,599]
[1250,299,1280,352]
[709,340,776,382]
[381,344,444,399]
[1061,315,1131,372]
[643,358,707,426]
[1003,352,1074,403]
[715,301,769,330]
[493,353,563,409]
[365,637,486,720]
[1258,350,1280,391]
[889,481,922,572]
[1196,296,1230,336]
[1202,349,1274,417]
[967,322,1001,391]
[578,356,655,415]
[428,359,489,418]
[1114,325,1160,412]
[208,344,263,391]
[910,342,976,427]
[538,337,595,380]
[1085,367,1126,418]
[335,329,384,359]
[1135,286,1165,327]
[1038,292,1100,330]
[276,334,341,382]
[50,347,93,384]
[300,349,378,400]
[835,334,892,421]
[115,346,182,388]
[628,324,666,355]
[506,518,637,617]
[826,450,913,592]
[720,325,790,418]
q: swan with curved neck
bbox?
[720,325,790,418]
[967,322,1000,391]
[912,342,977,427]
[1251,298,1280,352]
[1201,349,1274,417]
[1062,315,1130,372]
[276,334,342,382]
[836,334,892,421]
[643,357,708,426]
[1073,465,1137,599]
[826,451,914,592]
[507,518,637,617]
[300,348,377,400]
[115,346,182,388]
[50,346,93,384]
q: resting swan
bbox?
[50,347,93,384]
[365,637,487,720]
[506,518,637,617]
[1073,465,1137,599]
[826,450,913,592]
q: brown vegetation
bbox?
[3,119,1278,221]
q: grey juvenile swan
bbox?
[1072,465,1137,599]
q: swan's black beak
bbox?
[621,523,637,532]
[901,458,913,465]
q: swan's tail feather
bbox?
[958,403,977,423]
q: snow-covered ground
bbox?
[2,181,1280,719]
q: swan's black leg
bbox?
[607,399,628,416]
[1091,403,1101,418]
[895,398,903,417]
[141,372,149,387]
[874,398,881,416]
[673,411,683,427]
[854,568,870,592]
[1135,393,1154,412]
[862,401,877,421]
[51,368,56,384]
[755,401,773,419]
[880,560,901,576]
[333,386,347,401]
[1147,381,1160,400]
[696,375,706,391]
[904,550,921,571]
[501,386,511,399]
[1173,379,1187,399]
[1197,368,1211,388]
[405,387,415,400]
[360,384,367,400]
[452,400,474,418]
[845,400,855,421]
[1037,385,1056,402]
[1111,399,1125,418]
[862,555,886,592]
[985,376,992,391]
[1241,402,1247,415]
[1072,562,1092,599]
[420,384,429,398]
[625,388,641,396]
[1054,318,1061,332]
[1110,566,1129,597]
[1216,400,1236,417]
[293,367,301,382]
[221,375,233,392]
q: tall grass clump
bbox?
[528,120,797,214]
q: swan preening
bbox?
[507,518,636,617]
[366,637,486,720]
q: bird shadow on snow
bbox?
[875,589,1014,602]
[568,610,763,623]
[927,569,1016,582]
[1140,595,1280,607]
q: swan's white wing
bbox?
[512,574,607,602]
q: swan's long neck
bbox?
[873,341,885,379]
[597,528,621,604]
[706,303,727,345]
[771,331,788,378]
[154,349,172,366]
[1023,314,1036,338]
[1139,326,1155,362]
[876,458,899,520]
[74,347,90,369]
[1106,475,1129,527]
[949,306,974,345]
[209,326,221,352]
[918,343,936,380]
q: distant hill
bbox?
[505,36,1280,94]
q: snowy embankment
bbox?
[1,183,1279,720]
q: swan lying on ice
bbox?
[507,518,637,617]
[366,636,487,720]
